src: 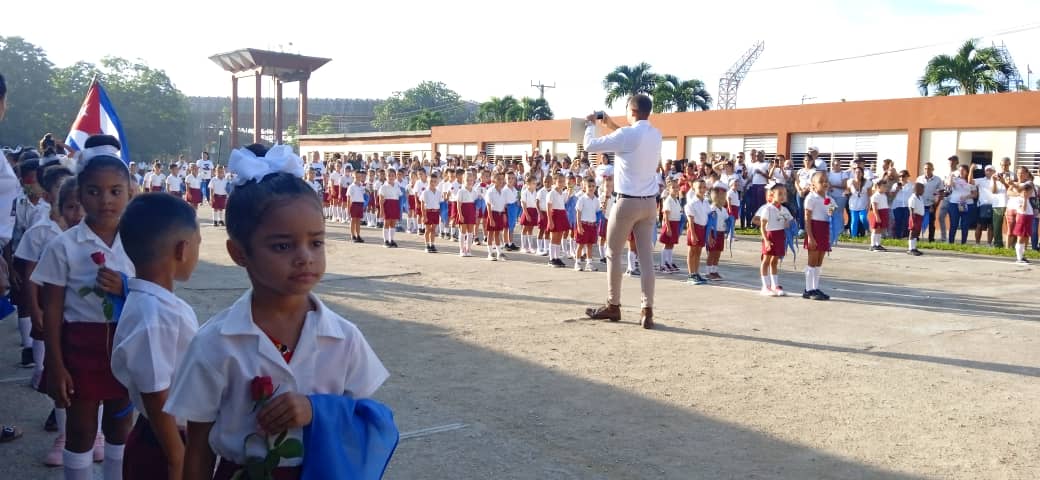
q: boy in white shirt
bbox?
[574,177,601,271]
[658,181,683,273]
[868,181,891,252]
[907,182,926,256]
[166,163,184,198]
[420,172,442,253]
[685,180,711,285]
[111,193,201,479]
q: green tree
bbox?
[310,114,337,135]
[0,36,60,146]
[405,109,445,130]
[918,39,1014,96]
[652,75,712,113]
[478,96,520,123]
[372,81,468,131]
[518,97,553,120]
[602,62,656,108]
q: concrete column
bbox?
[230,75,239,148]
[274,80,283,144]
[776,131,791,161]
[253,73,263,144]
[298,79,309,136]
[906,128,922,178]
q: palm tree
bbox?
[602,63,656,108]
[918,39,1014,96]
[478,96,521,123]
[518,97,554,121]
[652,75,712,113]
[405,109,444,130]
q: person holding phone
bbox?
[583,95,663,329]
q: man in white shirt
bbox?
[915,162,944,242]
[195,151,214,204]
[582,94,662,329]
[991,157,1012,247]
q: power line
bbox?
[751,22,1040,73]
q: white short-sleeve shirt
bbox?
[166,175,184,193]
[149,173,166,188]
[662,195,682,221]
[347,184,366,203]
[420,188,440,210]
[576,193,600,223]
[210,178,229,196]
[112,279,198,423]
[757,203,793,232]
[870,191,890,210]
[503,186,518,205]
[164,292,388,466]
[457,186,475,203]
[521,188,538,209]
[536,188,549,211]
[685,195,710,225]
[14,218,62,262]
[804,192,832,222]
[196,159,214,180]
[485,187,509,212]
[727,189,740,208]
[908,194,925,216]
[377,183,401,200]
[547,188,568,211]
[185,174,202,190]
[891,183,912,209]
[711,206,728,231]
[847,179,871,210]
[30,223,135,323]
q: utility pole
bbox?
[530,80,556,99]
[801,95,817,105]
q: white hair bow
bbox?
[228,145,304,186]
[75,145,123,174]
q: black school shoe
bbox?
[389,241,399,248]
[19,347,34,368]
[810,290,831,301]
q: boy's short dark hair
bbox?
[119,193,199,266]
[40,165,73,193]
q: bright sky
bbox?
[6,0,1040,118]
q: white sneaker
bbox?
[574,262,583,271]
[773,286,787,297]
[488,253,497,261]
[760,287,776,297]
[539,250,549,257]
[585,262,597,272]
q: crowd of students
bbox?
[1,129,394,479]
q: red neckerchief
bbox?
[265,332,294,364]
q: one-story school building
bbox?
[299,91,1040,179]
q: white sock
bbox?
[389,229,395,242]
[805,268,814,291]
[63,449,93,480]
[539,239,547,252]
[770,274,778,289]
[909,238,917,251]
[1016,243,1025,260]
[550,244,558,260]
[627,251,636,270]
[55,407,67,435]
[32,340,44,384]
[598,243,605,258]
[660,250,668,266]
[17,317,31,348]
[103,442,124,480]
[814,267,823,290]
[761,275,769,288]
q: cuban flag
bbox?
[65,79,130,164]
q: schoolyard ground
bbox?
[1,208,1037,479]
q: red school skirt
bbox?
[728,205,739,218]
[214,459,300,480]
[598,218,608,239]
[449,203,459,223]
[187,188,202,205]
[407,194,417,212]
[149,186,162,193]
[658,220,681,245]
[538,210,549,231]
[686,223,706,248]
[349,201,365,219]
[382,198,401,221]
[123,416,185,479]
[486,211,506,232]
[575,221,598,244]
[869,208,890,230]
[61,322,127,401]
[459,202,477,225]
[339,187,349,202]
[212,194,227,210]
[805,219,830,251]
[521,207,539,227]
[707,231,725,252]
[1013,214,1034,238]
[549,209,570,233]
[762,229,786,257]
[330,185,341,202]
[424,209,440,225]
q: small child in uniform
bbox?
[147,163,165,193]
[519,175,539,254]
[210,166,230,227]
[598,175,615,263]
[684,180,710,285]
[347,170,367,243]
[757,184,793,297]
[456,172,478,257]
[536,182,550,256]
[484,172,509,261]
[166,163,184,198]
[420,172,441,253]
[574,177,600,271]
[185,164,203,210]
[658,180,682,274]
[906,182,925,256]
[868,181,890,252]
[802,172,832,300]
[563,175,579,258]
[705,186,729,280]
[164,143,392,480]
[377,168,402,248]
[111,193,201,479]
[545,173,571,268]
[503,171,521,251]
[32,135,136,479]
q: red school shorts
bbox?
[123,416,186,479]
[187,188,202,205]
[686,223,706,248]
[449,202,459,223]
[658,220,681,245]
[598,218,608,239]
[349,201,365,219]
[407,194,417,212]
[804,219,830,251]
[1013,214,1034,238]
[60,322,128,401]
[762,228,786,257]
[382,198,401,221]
[424,209,440,225]
[908,213,924,236]
[538,209,549,231]
[330,185,341,202]
[706,231,725,253]
[869,208,890,230]
[486,211,506,232]
[575,221,598,244]
[211,194,227,210]
[549,209,570,233]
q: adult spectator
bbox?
[794,157,817,230]
[975,165,996,245]
[746,151,770,230]
[584,95,662,329]
[827,155,850,240]
[0,73,24,443]
[916,162,944,242]
[991,157,1012,247]
[196,151,214,204]
[946,164,978,244]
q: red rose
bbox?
[251,376,274,402]
[824,198,831,205]
[90,251,106,266]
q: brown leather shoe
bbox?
[585,304,621,322]
[640,307,654,329]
